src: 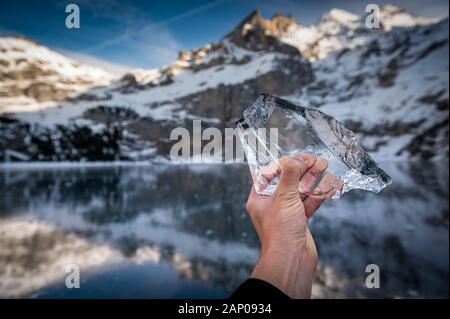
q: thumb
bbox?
[275,156,309,198]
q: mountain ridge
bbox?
[0,5,448,161]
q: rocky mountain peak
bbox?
[238,9,263,28]
[266,12,298,35]
[232,9,297,38]
[155,9,302,81]
[224,10,299,54]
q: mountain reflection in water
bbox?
[0,162,448,298]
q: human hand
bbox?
[246,153,335,298]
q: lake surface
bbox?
[0,161,448,298]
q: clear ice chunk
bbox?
[236,94,392,199]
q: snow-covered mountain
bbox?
[0,37,114,109]
[0,4,448,161]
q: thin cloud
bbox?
[83,0,231,53]
[104,28,182,69]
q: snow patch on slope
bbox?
[0,37,111,80]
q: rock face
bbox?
[177,55,313,122]
[0,5,448,161]
[226,10,300,55]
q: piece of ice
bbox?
[236,94,392,199]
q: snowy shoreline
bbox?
[0,156,440,171]
[0,160,254,170]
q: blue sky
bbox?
[0,0,448,72]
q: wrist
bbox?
[262,235,307,257]
[251,240,313,299]
[251,248,313,298]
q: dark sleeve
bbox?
[229,278,290,300]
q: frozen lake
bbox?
[0,161,448,298]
